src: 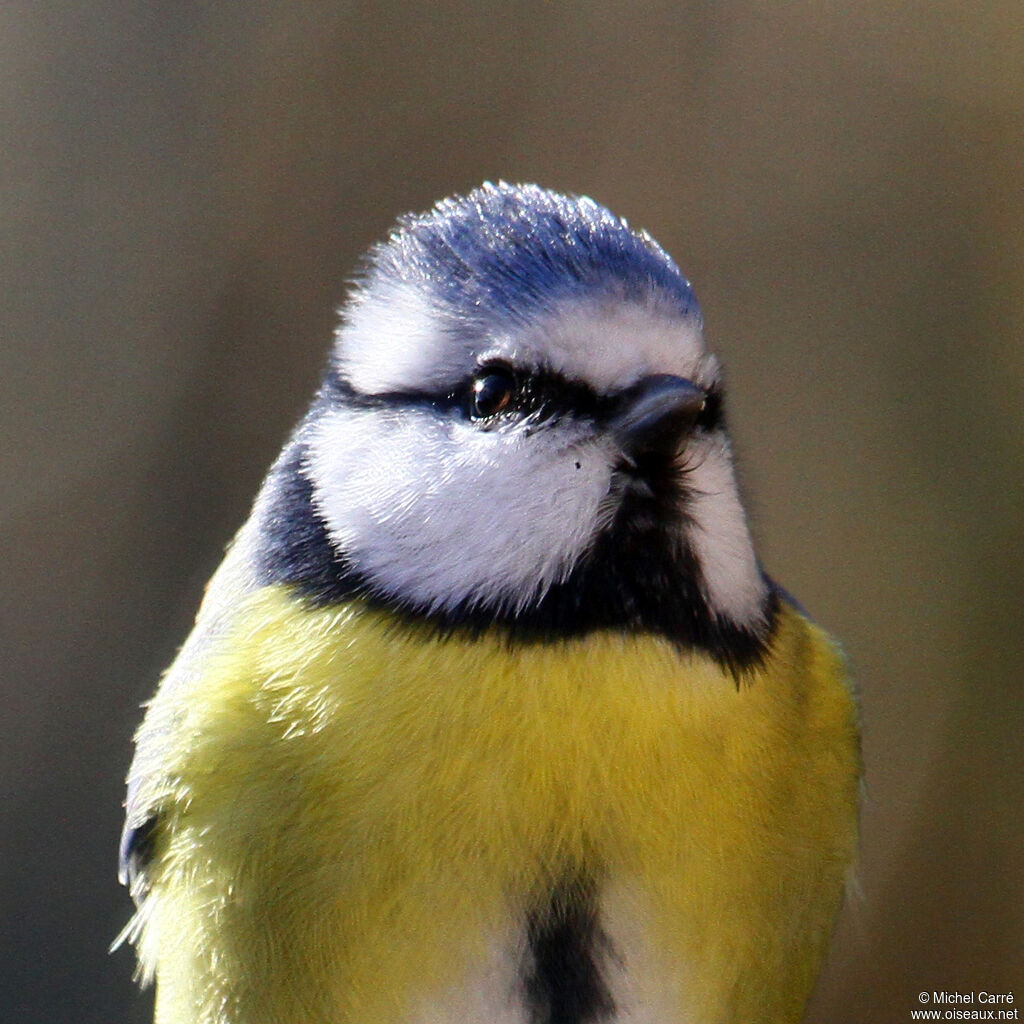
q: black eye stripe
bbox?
[470,364,606,422]
[324,364,607,422]
[320,374,462,414]
[324,366,724,431]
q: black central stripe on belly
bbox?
[523,875,615,1024]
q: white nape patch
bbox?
[405,927,529,1024]
[681,434,768,630]
[308,405,616,614]
[599,882,696,1024]
[336,283,710,398]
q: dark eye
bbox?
[695,388,723,431]
[469,367,517,419]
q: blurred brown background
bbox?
[3,3,1022,1021]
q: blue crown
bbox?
[364,182,700,328]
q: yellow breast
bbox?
[139,585,859,1024]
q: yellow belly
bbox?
[139,585,859,1024]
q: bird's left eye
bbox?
[469,367,517,419]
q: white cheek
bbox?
[308,408,615,613]
[682,435,768,629]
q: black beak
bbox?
[608,374,707,457]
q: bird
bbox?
[118,182,860,1024]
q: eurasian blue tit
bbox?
[119,183,860,1024]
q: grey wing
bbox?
[119,791,160,898]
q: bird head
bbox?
[257,183,773,669]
